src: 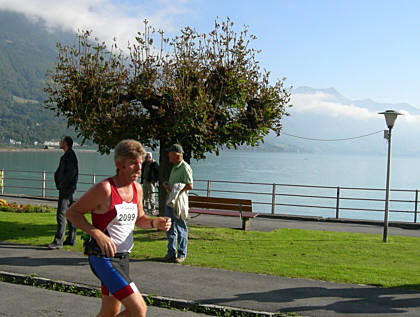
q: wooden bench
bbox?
[188,196,259,230]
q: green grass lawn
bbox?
[1,211,420,289]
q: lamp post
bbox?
[378,110,402,242]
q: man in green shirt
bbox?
[162,144,193,263]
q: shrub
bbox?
[0,202,55,213]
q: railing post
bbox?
[336,186,340,219]
[414,190,418,223]
[206,180,211,197]
[1,169,4,195]
[271,183,276,215]
[92,173,96,185]
[42,171,46,198]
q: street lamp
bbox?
[378,110,402,242]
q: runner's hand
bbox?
[94,231,117,257]
[156,217,172,231]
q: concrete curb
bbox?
[0,271,297,317]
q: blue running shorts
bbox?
[88,253,139,300]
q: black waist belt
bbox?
[83,236,130,259]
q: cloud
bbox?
[290,90,420,128]
[397,110,420,125]
[0,0,192,49]
[291,91,378,120]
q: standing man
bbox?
[48,136,78,249]
[162,144,193,263]
[140,152,159,215]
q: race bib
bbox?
[114,202,137,224]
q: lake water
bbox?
[1,150,420,222]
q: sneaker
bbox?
[175,257,185,263]
[161,254,176,262]
[47,242,62,250]
[63,240,75,246]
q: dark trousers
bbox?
[53,191,76,245]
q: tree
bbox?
[44,18,292,213]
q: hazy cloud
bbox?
[291,91,378,120]
[0,0,192,48]
[398,110,420,125]
[290,90,420,127]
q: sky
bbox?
[1,0,420,125]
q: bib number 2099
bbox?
[118,213,136,222]
[115,202,137,224]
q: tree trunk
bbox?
[183,151,191,165]
[158,140,172,216]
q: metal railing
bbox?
[192,179,420,223]
[0,169,110,199]
[1,169,419,223]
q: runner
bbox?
[66,139,171,317]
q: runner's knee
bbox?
[121,292,147,317]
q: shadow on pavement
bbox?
[0,243,87,266]
[0,256,87,267]
[199,286,420,315]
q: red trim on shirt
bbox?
[92,178,138,232]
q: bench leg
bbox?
[242,218,250,231]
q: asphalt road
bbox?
[0,282,208,317]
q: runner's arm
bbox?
[66,181,117,257]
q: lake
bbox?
[1,149,420,222]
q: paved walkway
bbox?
[2,241,420,317]
[0,281,207,317]
[2,195,420,316]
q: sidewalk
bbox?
[2,237,420,316]
[2,196,420,316]
[0,281,206,317]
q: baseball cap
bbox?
[166,144,184,154]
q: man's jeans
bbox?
[164,200,188,258]
[53,191,76,245]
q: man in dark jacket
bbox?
[140,152,159,215]
[48,136,78,249]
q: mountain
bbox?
[264,86,420,156]
[0,10,78,147]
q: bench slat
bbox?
[189,208,258,218]
[189,196,252,206]
[189,201,252,212]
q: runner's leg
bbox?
[117,291,147,317]
[97,294,121,317]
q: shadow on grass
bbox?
[131,257,166,262]
[0,242,46,251]
[393,284,420,291]
[0,220,55,240]
[133,229,167,242]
